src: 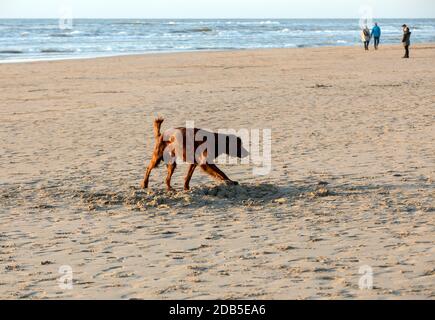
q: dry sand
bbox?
[0,44,434,299]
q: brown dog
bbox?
[141,118,249,191]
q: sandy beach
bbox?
[0,44,434,299]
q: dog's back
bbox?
[162,127,247,163]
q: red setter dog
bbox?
[141,118,249,191]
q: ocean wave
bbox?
[40,48,76,53]
[260,21,280,25]
[50,33,74,38]
[174,45,194,50]
[49,30,88,37]
[170,27,213,34]
[410,25,435,30]
[113,21,151,26]
[0,50,24,54]
[193,46,237,50]
[221,20,281,26]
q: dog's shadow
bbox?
[71,181,337,211]
[6,178,429,213]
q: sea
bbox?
[0,19,434,63]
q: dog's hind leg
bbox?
[165,162,177,192]
[184,164,197,191]
[200,164,238,186]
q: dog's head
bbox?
[225,134,249,159]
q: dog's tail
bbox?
[153,117,164,139]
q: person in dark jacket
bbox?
[402,24,411,58]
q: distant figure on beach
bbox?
[361,26,371,51]
[402,24,411,58]
[371,23,381,50]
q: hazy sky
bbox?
[1,0,434,19]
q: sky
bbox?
[1,0,434,19]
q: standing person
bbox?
[371,22,381,50]
[402,24,411,58]
[361,26,371,51]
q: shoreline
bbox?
[1,42,434,65]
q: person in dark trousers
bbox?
[402,24,411,58]
[371,22,381,50]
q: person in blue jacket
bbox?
[371,23,381,50]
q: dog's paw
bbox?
[226,180,239,186]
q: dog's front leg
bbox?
[184,164,197,191]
